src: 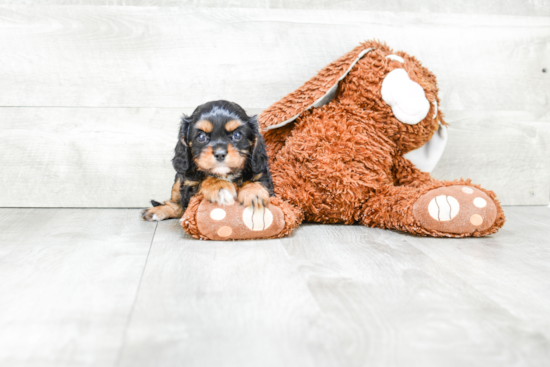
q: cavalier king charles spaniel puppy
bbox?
[142,100,274,221]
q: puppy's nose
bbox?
[214,149,227,162]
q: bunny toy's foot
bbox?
[413,185,501,236]
[181,195,303,240]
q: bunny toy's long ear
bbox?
[259,42,380,132]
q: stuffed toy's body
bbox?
[183,40,505,239]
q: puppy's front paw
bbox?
[141,207,166,221]
[238,182,270,209]
[141,200,184,221]
[200,177,237,206]
[216,188,236,206]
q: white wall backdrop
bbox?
[0,1,548,207]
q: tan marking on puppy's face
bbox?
[225,119,243,132]
[195,146,216,171]
[195,119,213,133]
[226,143,246,170]
[252,173,263,181]
[195,144,246,176]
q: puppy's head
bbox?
[173,100,267,179]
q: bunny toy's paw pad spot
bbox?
[217,226,233,237]
[427,195,459,221]
[413,186,497,235]
[243,206,274,231]
[210,208,226,220]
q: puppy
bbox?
[142,100,274,221]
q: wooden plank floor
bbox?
[0,209,156,367]
[0,206,549,366]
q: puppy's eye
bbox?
[231,131,243,141]
[196,132,209,143]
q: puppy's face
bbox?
[187,103,255,178]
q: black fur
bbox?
[171,100,274,211]
[172,115,192,174]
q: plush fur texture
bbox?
[259,40,505,237]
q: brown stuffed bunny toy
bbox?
[182,40,505,239]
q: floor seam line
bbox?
[114,221,158,367]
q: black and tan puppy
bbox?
[142,100,274,221]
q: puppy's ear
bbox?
[248,115,269,174]
[172,115,192,174]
